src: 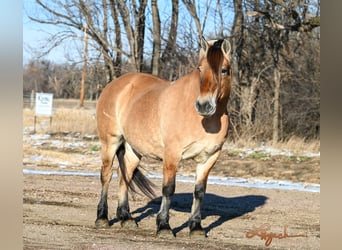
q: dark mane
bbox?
[206,40,224,78]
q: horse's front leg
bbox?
[156,155,179,238]
[189,150,221,238]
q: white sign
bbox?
[35,93,53,116]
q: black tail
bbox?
[116,144,157,200]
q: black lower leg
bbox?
[157,182,175,232]
[189,183,205,232]
[116,202,132,221]
[95,191,110,228]
[96,192,108,221]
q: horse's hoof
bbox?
[120,219,138,229]
[156,229,175,239]
[95,219,110,228]
[189,229,207,239]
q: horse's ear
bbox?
[200,36,209,53]
[199,36,209,59]
[221,39,231,59]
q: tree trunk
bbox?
[80,24,88,108]
[246,77,258,127]
[231,0,245,129]
[116,0,137,71]
[116,0,147,72]
[134,0,147,72]
[182,0,202,37]
[216,0,224,37]
[160,0,179,78]
[109,0,122,78]
[231,0,244,84]
[272,67,281,143]
[151,0,161,75]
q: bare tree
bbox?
[181,0,202,37]
[25,0,320,140]
[108,0,122,78]
[116,0,148,72]
[151,0,161,75]
[159,0,179,79]
[229,0,320,142]
[80,23,88,108]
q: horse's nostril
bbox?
[195,100,201,111]
[195,100,206,113]
[195,99,216,116]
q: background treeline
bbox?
[23,0,320,142]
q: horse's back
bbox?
[96,72,169,154]
[98,72,168,102]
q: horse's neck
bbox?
[172,69,200,96]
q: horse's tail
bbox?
[116,144,157,200]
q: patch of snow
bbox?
[23,169,320,193]
[227,143,319,159]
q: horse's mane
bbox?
[206,39,224,79]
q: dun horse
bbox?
[95,37,232,238]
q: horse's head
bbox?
[195,37,232,117]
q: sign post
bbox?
[34,93,53,133]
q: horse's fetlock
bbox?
[116,204,131,221]
[189,219,203,232]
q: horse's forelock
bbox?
[206,40,224,77]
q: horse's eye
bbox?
[221,68,229,75]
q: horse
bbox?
[94,37,232,238]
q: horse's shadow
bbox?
[125,193,267,235]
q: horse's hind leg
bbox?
[95,136,121,228]
[116,143,141,228]
[189,150,221,238]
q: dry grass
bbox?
[23,106,320,154]
[273,136,320,153]
[23,107,97,135]
[232,135,319,153]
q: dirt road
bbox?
[23,130,319,249]
[23,173,319,249]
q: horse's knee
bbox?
[100,153,115,180]
[100,167,114,185]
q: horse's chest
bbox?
[181,118,228,163]
[182,139,222,163]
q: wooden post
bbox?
[30,90,35,109]
[34,116,37,134]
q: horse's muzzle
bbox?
[195,98,216,117]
